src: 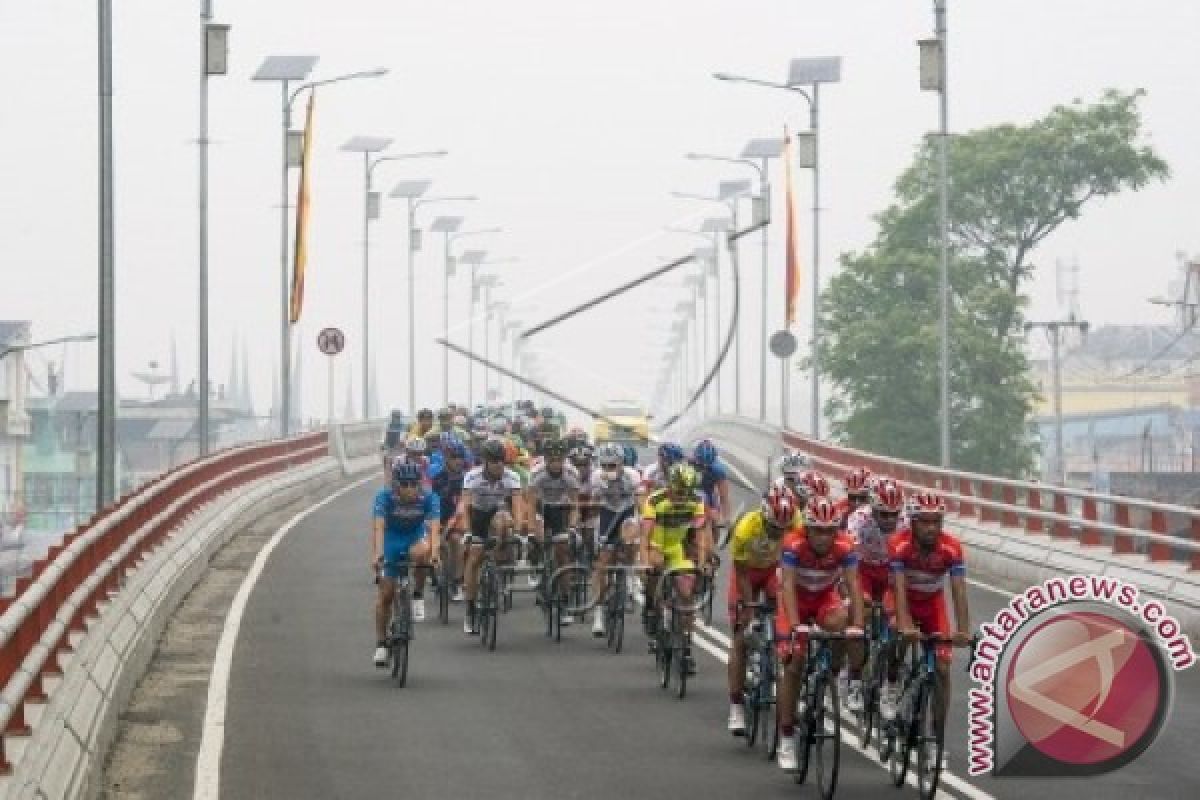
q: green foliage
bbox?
[818,90,1167,476]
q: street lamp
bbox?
[740,138,786,422]
[480,279,504,405]
[458,251,518,408]
[715,55,842,437]
[389,181,476,413]
[445,227,501,406]
[253,57,387,436]
[0,333,98,362]
[341,140,446,419]
[920,1,952,466]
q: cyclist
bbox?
[525,439,581,623]
[776,496,863,772]
[407,408,436,439]
[842,477,905,712]
[725,485,799,735]
[883,490,971,732]
[587,443,642,637]
[641,442,685,493]
[431,439,470,603]
[772,451,808,495]
[371,462,441,667]
[395,437,432,488]
[691,439,733,537]
[456,438,525,635]
[837,467,873,528]
[569,443,599,549]
[641,463,711,675]
[798,470,830,501]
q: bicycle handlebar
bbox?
[788,625,866,641]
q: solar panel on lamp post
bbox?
[253,56,386,436]
[714,56,842,438]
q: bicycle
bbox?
[379,559,434,688]
[857,600,893,748]
[786,625,864,799]
[738,600,779,755]
[648,566,703,700]
[881,633,977,799]
[436,534,459,625]
[475,535,516,652]
[602,557,631,654]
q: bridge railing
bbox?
[707,416,1200,570]
[0,432,328,773]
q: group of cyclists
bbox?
[371,399,972,781]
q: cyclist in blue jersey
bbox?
[691,439,733,533]
[431,440,469,601]
[372,462,441,667]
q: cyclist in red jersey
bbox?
[775,497,864,772]
[883,490,971,730]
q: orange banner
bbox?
[783,125,802,327]
[290,93,315,324]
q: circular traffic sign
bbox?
[317,327,345,356]
[769,330,797,358]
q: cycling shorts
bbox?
[907,592,953,665]
[596,506,637,548]
[382,530,427,578]
[649,529,694,572]
[859,564,893,607]
[775,587,845,659]
[727,565,778,627]
[468,506,509,541]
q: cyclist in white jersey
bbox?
[587,443,642,637]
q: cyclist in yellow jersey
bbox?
[725,485,802,735]
[640,463,711,672]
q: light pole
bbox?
[1026,315,1089,484]
[253,58,386,436]
[479,278,503,405]
[198,3,229,455]
[445,227,501,405]
[459,252,517,408]
[740,139,786,421]
[715,56,842,437]
[98,0,116,507]
[341,141,446,419]
[920,2,952,466]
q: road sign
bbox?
[317,327,345,356]
[769,330,797,359]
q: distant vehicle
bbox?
[594,401,650,445]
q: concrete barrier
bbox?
[0,429,378,799]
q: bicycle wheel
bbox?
[792,681,813,784]
[766,672,781,760]
[658,629,672,690]
[859,644,881,748]
[914,680,945,800]
[675,630,689,700]
[479,566,497,651]
[744,682,760,747]
[814,673,842,800]
[390,595,411,688]
[890,707,913,787]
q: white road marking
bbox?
[193,475,376,800]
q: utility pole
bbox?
[1026,314,1089,485]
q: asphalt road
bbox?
[210,476,1198,799]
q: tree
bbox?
[818,90,1167,476]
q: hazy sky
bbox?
[3,1,1198,427]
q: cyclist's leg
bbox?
[376,572,396,643]
[589,509,622,605]
[850,567,887,678]
[408,536,433,597]
[463,508,495,620]
[911,594,954,729]
[776,596,814,741]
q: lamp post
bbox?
[920,1,952,466]
[389,182,476,413]
[715,56,842,437]
[253,57,386,436]
[445,227,501,405]
[198,3,229,455]
[341,142,446,419]
[458,252,517,408]
[479,279,503,405]
[740,139,786,421]
[98,0,116,507]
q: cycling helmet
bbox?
[799,470,830,499]
[667,462,699,493]
[417,408,433,421]
[870,479,905,514]
[405,436,427,454]
[844,467,872,495]
[568,444,594,465]
[693,439,718,468]
[657,442,685,465]
[762,485,799,529]
[597,442,624,467]
[543,439,568,459]
[779,451,808,476]
[804,496,841,529]
[540,406,555,420]
[423,430,441,448]
[622,445,639,468]
[480,439,506,463]
[908,490,946,519]
[391,462,422,484]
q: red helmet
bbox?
[799,470,830,499]
[845,467,872,494]
[908,490,946,518]
[870,479,905,514]
[761,485,798,528]
[804,496,840,529]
